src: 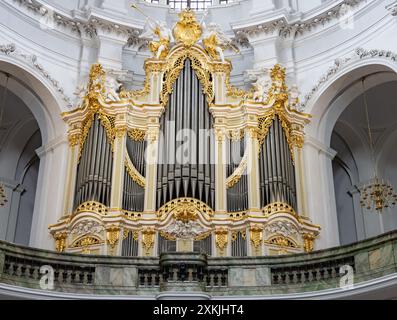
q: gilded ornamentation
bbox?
[124,156,146,188]
[215,228,228,253]
[115,125,127,138]
[160,47,214,107]
[266,236,298,248]
[158,197,214,219]
[74,201,109,216]
[70,236,102,254]
[226,154,248,189]
[215,128,225,142]
[106,226,120,249]
[303,233,316,253]
[262,202,297,218]
[173,202,198,223]
[173,10,202,47]
[250,225,263,249]
[128,128,146,142]
[142,228,156,256]
[68,133,80,147]
[227,129,245,141]
[54,232,68,252]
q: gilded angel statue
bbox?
[140,18,173,60]
[201,22,232,62]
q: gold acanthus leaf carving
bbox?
[215,228,228,252]
[142,228,156,255]
[106,226,120,249]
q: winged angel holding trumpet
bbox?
[132,4,239,62]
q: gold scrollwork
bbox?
[226,154,247,189]
[124,156,146,188]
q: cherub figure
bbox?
[202,22,234,62]
[104,76,122,102]
[289,84,300,109]
[253,74,272,102]
[140,19,173,59]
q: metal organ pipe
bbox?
[74,115,113,209]
[259,118,297,210]
[122,138,146,212]
[226,137,248,212]
[156,59,215,209]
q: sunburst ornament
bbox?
[358,77,397,213]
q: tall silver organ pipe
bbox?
[121,231,139,256]
[226,138,248,212]
[231,231,247,257]
[122,137,146,212]
[74,115,113,208]
[157,59,215,209]
[259,118,297,210]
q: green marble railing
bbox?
[0,231,396,296]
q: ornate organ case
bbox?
[49,11,320,257]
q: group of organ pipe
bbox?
[123,137,146,212]
[156,59,216,210]
[226,137,249,212]
[74,115,113,209]
[259,118,297,210]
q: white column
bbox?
[144,127,160,213]
[215,130,227,213]
[110,132,127,208]
[29,137,69,249]
[246,129,261,210]
[303,137,340,249]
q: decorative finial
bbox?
[173,9,202,47]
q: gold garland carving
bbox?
[142,228,156,256]
[262,202,297,218]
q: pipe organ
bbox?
[156,59,216,210]
[50,10,320,258]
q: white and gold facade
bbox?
[48,10,320,257]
